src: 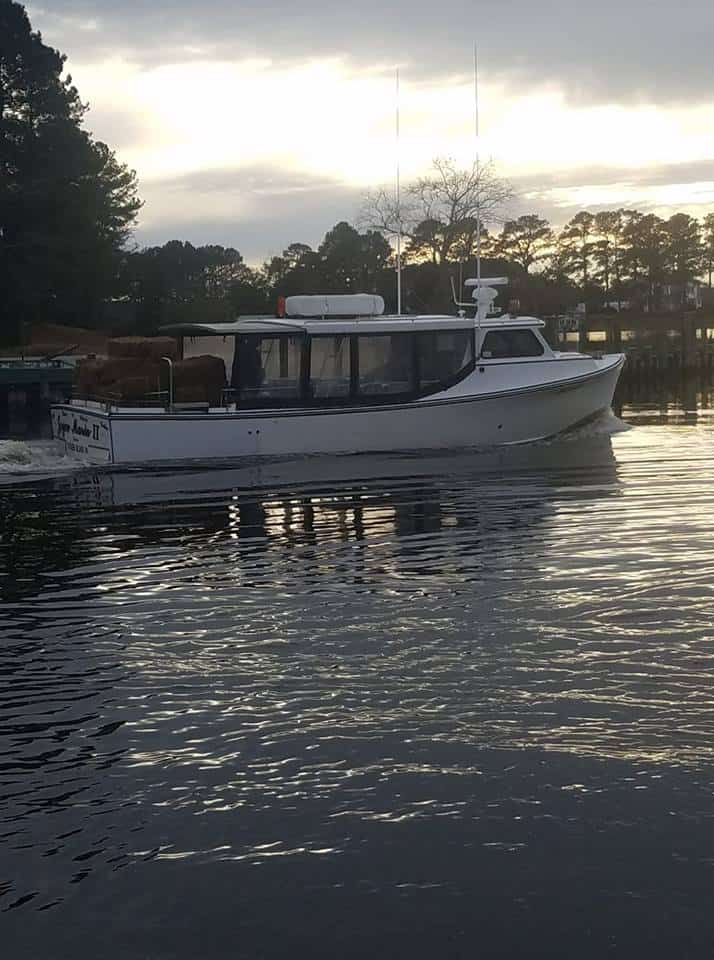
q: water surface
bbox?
[1,402,714,958]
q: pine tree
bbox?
[558,212,595,287]
[496,215,553,275]
[0,0,141,341]
[592,210,627,303]
[665,213,701,289]
[701,214,714,289]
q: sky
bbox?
[26,0,714,263]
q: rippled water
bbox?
[1,399,714,958]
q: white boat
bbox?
[50,281,624,465]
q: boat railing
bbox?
[71,389,168,412]
[70,386,236,413]
[0,356,76,369]
[161,356,174,410]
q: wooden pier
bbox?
[549,311,714,373]
[0,357,74,418]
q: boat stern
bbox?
[51,404,113,464]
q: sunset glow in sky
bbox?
[27,0,714,261]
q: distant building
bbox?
[658,282,703,312]
[700,286,714,309]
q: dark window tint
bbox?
[417,330,474,390]
[357,335,415,396]
[481,329,544,359]
[234,335,303,404]
[309,335,351,398]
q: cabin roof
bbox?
[160,314,545,337]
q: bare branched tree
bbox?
[361,157,514,269]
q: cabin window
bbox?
[357,334,416,397]
[417,331,474,390]
[309,335,351,398]
[481,329,545,358]
[183,335,235,380]
[234,334,304,404]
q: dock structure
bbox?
[550,311,714,373]
[0,357,75,417]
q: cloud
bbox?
[512,161,714,224]
[133,167,364,262]
[515,159,714,193]
[61,54,714,189]
[131,160,714,264]
[30,0,714,107]
[22,1,714,254]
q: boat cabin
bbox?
[161,294,552,410]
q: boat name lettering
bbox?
[65,440,89,455]
[71,418,92,438]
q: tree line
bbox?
[2,0,714,346]
[119,205,714,329]
[359,164,714,315]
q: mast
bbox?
[396,67,402,316]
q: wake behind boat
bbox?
[50,280,624,465]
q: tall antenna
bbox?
[395,67,402,316]
[474,41,481,288]
[474,42,482,329]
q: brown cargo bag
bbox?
[75,357,162,401]
[164,355,225,406]
[107,337,179,361]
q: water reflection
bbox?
[615,370,714,423]
[2,424,714,958]
[1,438,622,610]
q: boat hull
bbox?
[51,356,624,465]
